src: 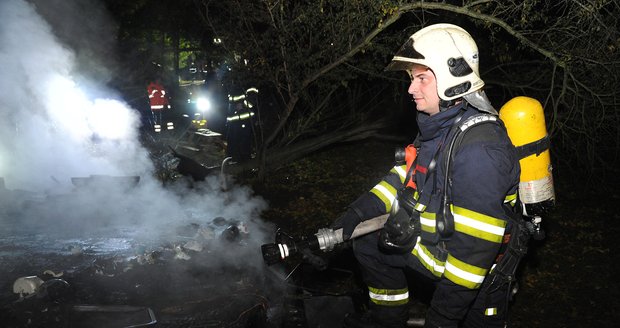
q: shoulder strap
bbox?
[437,113,500,238]
[413,110,466,212]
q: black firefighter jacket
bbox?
[350,102,521,321]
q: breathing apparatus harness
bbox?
[437,112,548,326]
[379,108,467,252]
[438,112,499,238]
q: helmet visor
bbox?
[384,38,425,71]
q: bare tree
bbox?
[196,0,405,175]
[196,0,620,183]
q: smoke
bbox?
[0,0,134,190]
[0,0,272,270]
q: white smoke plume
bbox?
[0,0,272,270]
[0,0,147,189]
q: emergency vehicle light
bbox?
[196,97,211,112]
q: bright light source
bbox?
[89,99,138,140]
[196,97,211,112]
[45,75,138,141]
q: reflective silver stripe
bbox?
[278,243,289,259]
[445,261,485,285]
[228,94,246,101]
[227,112,255,121]
[414,202,426,212]
[393,165,406,181]
[420,217,435,229]
[413,238,445,274]
[459,114,497,131]
[151,105,164,109]
[372,184,396,206]
[453,213,505,237]
[368,290,409,302]
[485,308,497,316]
[149,89,164,98]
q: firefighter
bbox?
[147,78,170,133]
[226,87,256,162]
[333,24,521,327]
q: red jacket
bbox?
[147,81,169,111]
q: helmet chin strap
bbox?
[439,98,460,112]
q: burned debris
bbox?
[0,208,276,327]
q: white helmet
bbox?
[385,23,484,101]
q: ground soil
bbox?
[250,139,620,328]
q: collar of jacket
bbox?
[417,102,466,142]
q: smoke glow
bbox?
[0,0,271,270]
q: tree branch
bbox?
[396,2,566,68]
[264,1,570,149]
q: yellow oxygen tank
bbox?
[499,96,555,216]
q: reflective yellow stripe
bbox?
[368,286,409,306]
[228,94,246,101]
[452,205,507,243]
[420,211,436,233]
[504,193,517,207]
[412,239,445,277]
[392,165,407,184]
[444,254,487,289]
[227,112,255,121]
[370,181,397,212]
[414,200,426,212]
[485,308,497,316]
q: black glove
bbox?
[379,188,420,253]
[331,208,362,241]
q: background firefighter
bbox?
[225,86,256,162]
[332,24,522,327]
[146,78,170,133]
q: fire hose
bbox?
[261,214,388,266]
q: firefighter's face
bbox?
[408,65,440,115]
